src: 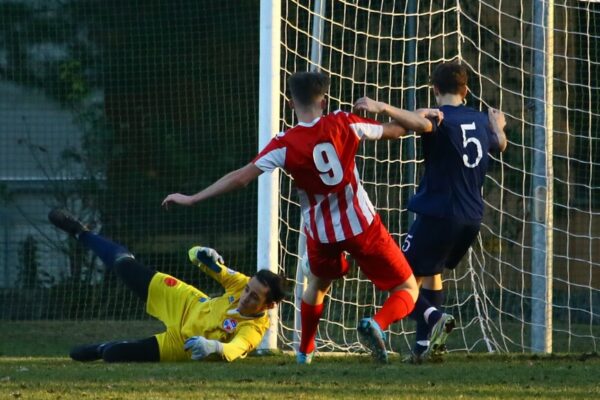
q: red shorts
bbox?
[306,214,413,291]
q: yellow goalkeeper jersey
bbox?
[147,260,270,362]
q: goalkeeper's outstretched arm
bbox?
[188,246,248,290]
[161,163,262,209]
[184,325,264,362]
[220,325,264,361]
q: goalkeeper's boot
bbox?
[423,313,455,359]
[296,351,314,365]
[357,318,388,364]
[69,342,111,362]
[48,208,88,237]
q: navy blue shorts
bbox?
[401,214,480,277]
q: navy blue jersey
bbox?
[407,105,500,223]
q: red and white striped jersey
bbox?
[253,110,384,243]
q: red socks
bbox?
[373,290,415,331]
[299,292,414,352]
[299,301,324,354]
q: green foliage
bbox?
[59,59,90,104]
[0,1,262,302]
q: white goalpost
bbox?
[257,0,282,352]
[259,0,600,355]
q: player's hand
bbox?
[161,193,195,210]
[353,96,387,114]
[416,108,444,123]
[188,246,225,266]
[488,108,506,132]
[184,336,224,360]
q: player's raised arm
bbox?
[488,107,508,152]
[353,96,440,137]
[415,108,444,132]
[161,162,263,209]
[188,246,248,290]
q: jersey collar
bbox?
[297,116,321,127]
[227,308,266,319]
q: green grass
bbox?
[0,321,164,357]
[1,322,599,399]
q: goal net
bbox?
[274,0,600,354]
[1,0,597,356]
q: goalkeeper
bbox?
[48,208,287,363]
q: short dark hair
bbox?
[254,269,288,303]
[288,71,330,107]
[430,62,468,95]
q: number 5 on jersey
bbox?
[461,122,483,168]
[313,142,343,186]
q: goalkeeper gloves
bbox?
[184,336,224,360]
[188,246,225,269]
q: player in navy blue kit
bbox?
[354,61,507,362]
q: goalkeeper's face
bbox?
[238,277,273,316]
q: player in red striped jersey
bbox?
[162,71,441,363]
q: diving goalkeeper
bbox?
[48,208,287,363]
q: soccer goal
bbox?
[259,0,600,355]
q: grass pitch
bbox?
[1,321,599,399]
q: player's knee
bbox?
[112,253,136,271]
[302,277,331,304]
[101,342,128,363]
[309,275,332,292]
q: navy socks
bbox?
[412,288,444,355]
[78,232,130,270]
